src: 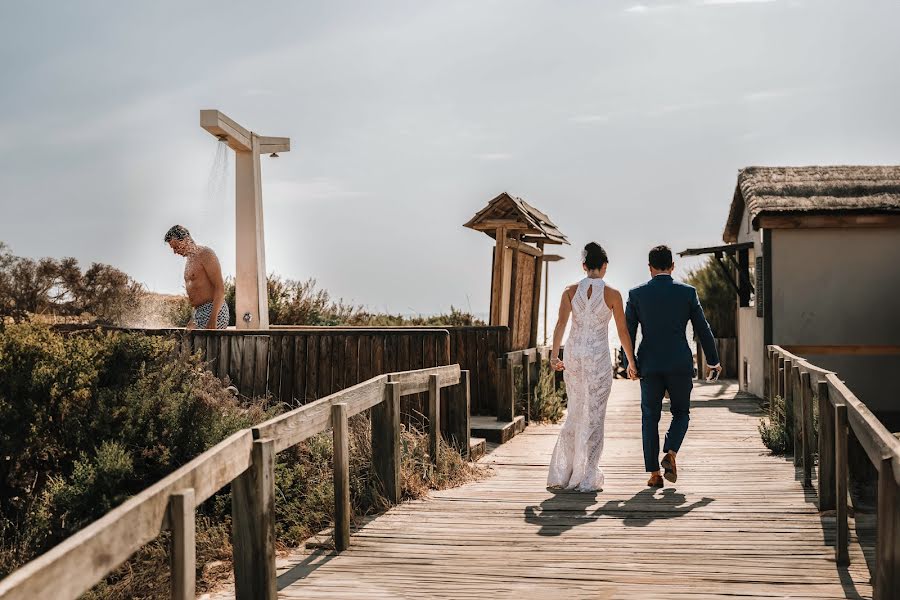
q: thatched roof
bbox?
[464,192,569,245]
[723,165,900,242]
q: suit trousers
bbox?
[640,373,693,472]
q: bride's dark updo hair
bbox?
[583,242,608,270]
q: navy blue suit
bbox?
[625,275,719,472]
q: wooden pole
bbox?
[800,371,813,487]
[543,263,549,346]
[783,359,794,454]
[169,489,196,600]
[427,374,441,465]
[232,438,276,600]
[490,227,507,326]
[792,366,801,466]
[449,370,472,458]
[372,381,401,504]
[875,456,900,599]
[529,242,545,347]
[835,403,850,567]
[817,381,836,511]
[332,403,351,551]
[522,352,532,425]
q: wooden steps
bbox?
[468,437,486,461]
[470,415,526,444]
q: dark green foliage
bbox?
[684,256,736,338]
[0,324,480,598]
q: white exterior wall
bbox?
[771,227,900,412]
[735,206,765,397]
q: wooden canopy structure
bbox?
[465,192,568,350]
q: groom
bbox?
[625,245,721,488]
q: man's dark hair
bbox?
[164,225,191,243]
[648,245,673,270]
[583,242,608,270]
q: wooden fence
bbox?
[445,327,510,416]
[766,345,900,600]
[0,364,470,600]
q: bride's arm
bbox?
[607,287,638,379]
[550,288,573,370]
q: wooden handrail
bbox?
[767,345,900,598]
[0,364,466,600]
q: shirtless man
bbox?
[164,225,229,330]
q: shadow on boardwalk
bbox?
[524,488,714,536]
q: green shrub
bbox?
[0,323,481,598]
[758,395,792,455]
[531,364,567,423]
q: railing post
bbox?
[169,489,196,600]
[448,370,472,459]
[800,371,813,487]
[817,381,836,511]
[783,360,794,457]
[232,438,277,600]
[372,381,401,504]
[522,353,532,425]
[497,355,515,422]
[875,457,900,600]
[835,403,850,567]
[427,374,441,465]
[764,348,771,402]
[332,403,351,551]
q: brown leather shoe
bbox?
[647,473,664,488]
[661,452,677,483]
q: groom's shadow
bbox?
[593,488,714,527]
[524,488,714,535]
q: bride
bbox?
[547,242,637,492]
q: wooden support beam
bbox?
[817,381,836,511]
[505,237,543,257]
[529,241,545,347]
[372,382,401,504]
[332,403,351,552]
[792,366,801,467]
[800,371,813,487]
[169,489,195,600]
[490,227,507,325]
[875,456,900,600]
[835,402,850,567]
[232,438,276,600]
[522,352,532,425]
[427,374,441,465]
[783,359,794,453]
[450,370,472,458]
[757,213,900,231]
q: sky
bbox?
[2,0,899,319]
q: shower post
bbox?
[200,110,290,330]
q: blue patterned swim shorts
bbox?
[194,302,229,329]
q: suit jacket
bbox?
[625,275,719,375]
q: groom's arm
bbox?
[689,289,720,367]
[625,291,639,368]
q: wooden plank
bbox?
[347,334,360,388]
[253,336,269,399]
[490,227,507,325]
[791,365,801,466]
[449,370,472,458]
[827,374,900,474]
[372,382,401,504]
[305,335,318,401]
[318,335,333,399]
[278,334,295,404]
[387,365,461,396]
[332,403,351,552]
[268,334,283,401]
[169,489,196,600]
[230,335,245,393]
[800,371,812,487]
[253,377,388,453]
[292,335,306,404]
[817,381,836,511]
[239,337,257,398]
[835,402,850,567]
[529,242,544,347]
[331,334,346,398]
[782,359,793,451]
[217,335,231,380]
[875,456,900,600]
[358,334,373,382]
[0,430,252,600]
[782,344,900,356]
[467,328,481,413]
[232,438,276,600]
[427,374,440,465]
[757,213,900,230]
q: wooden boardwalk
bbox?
[220,380,874,599]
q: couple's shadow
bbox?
[524,487,714,536]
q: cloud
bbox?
[742,88,799,103]
[700,0,779,4]
[570,114,611,124]
[624,4,677,13]
[266,177,366,201]
[473,152,512,161]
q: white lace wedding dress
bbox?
[547,277,613,492]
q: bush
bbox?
[0,324,482,598]
[531,365,567,423]
[758,395,792,455]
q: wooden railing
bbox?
[0,364,470,600]
[497,346,551,423]
[766,345,900,600]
